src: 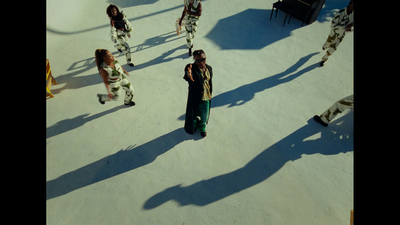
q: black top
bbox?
[110,16,126,30]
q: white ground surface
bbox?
[46,0,353,224]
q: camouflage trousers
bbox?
[184,15,199,48]
[321,29,346,62]
[320,94,353,124]
[114,30,132,64]
[99,76,134,104]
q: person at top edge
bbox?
[106,4,134,67]
[179,0,203,56]
[320,0,354,66]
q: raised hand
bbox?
[187,64,194,82]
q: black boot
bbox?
[124,101,136,106]
[188,45,193,56]
[313,115,328,127]
[97,94,105,104]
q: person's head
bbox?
[95,49,114,71]
[347,0,354,13]
[193,49,206,69]
[106,4,122,19]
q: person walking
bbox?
[95,49,135,106]
[320,0,354,66]
[183,50,213,137]
[313,94,353,127]
[179,0,202,56]
[106,4,134,67]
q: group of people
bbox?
[95,1,211,137]
[93,0,354,138]
[95,4,136,106]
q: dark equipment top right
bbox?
[279,0,326,26]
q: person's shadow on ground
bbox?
[46,128,201,200]
[177,52,319,121]
[144,112,353,209]
[211,52,319,108]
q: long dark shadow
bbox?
[177,52,320,122]
[46,105,128,139]
[105,0,159,8]
[211,52,319,108]
[46,128,201,200]
[144,112,353,209]
[46,5,183,35]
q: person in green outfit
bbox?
[183,49,213,137]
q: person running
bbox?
[183,50,213,137]
[106,4,134,67]
[179,0,202,56]
[320,0,354,66]
[95,49,135,106]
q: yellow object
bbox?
[350,209,354,225]
[46,59,58,98]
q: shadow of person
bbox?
[50,50,120,95]
[106,0,159,8]
[212,52,319,108]
[50,57,100,95]
[47,5,183,36]
[144,112,353,209]
[46,105,128,139]
[46,128,201,200]
[134,31,185,53]
[177,52,319,122]
[132,44,187,71]
[317,0,350,23]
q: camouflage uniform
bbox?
[98,60,134,104]
[184,0,201,48]
[319,94,353,124]
[110,11,133,64]
[321,7,354,62]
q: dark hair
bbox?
[95,49,108,72]
[193,49,205,58]
[106,4,123,19]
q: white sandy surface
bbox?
[46,0,353,224]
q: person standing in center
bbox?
[179,0,202,56]
[183,50,213,137]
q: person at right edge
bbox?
[183,50,213,138]
[320,0,354,66]
[313,94,354,127]
[179,0,202,56]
